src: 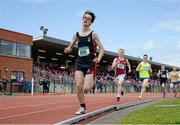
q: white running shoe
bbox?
[138,96,142,100]
[116,96,120,102]
[75,107,86,115]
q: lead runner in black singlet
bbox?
[64,11,104,115]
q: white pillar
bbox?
[31,77,34,96]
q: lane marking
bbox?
[0,100,115,120]
[155,104,180,107]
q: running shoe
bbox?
[116,96,120,102]
[138,96,142,100]
[175,92,177,98]
[75,107,86,115]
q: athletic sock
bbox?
[80,103,86,110]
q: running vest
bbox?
[139,62,150,78]
[170,71,178,83]
[76,31,96,62]
[115,57,127,75]
[159,69,168,79]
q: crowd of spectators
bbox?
[0,61,178,94]
[32,62,164,93]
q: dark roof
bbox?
[33,35,180,70]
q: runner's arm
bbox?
[168,72,172,80]
[126,59,131,73]
[177,72,180,78]
[111,58,118,69]
[93,32,104,63]
[64,34,77,53]
[166,70,169,79]
[157,70,161,77]
[136,63,141,72]
[149,64,153,73]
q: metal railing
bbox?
[3,67,179,95]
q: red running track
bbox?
[0,93,177,124]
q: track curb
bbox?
[54,99,153,124]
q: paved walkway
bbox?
[87,101,156,124]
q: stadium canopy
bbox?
[33,35,179,72]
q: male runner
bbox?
[111,49,131,101]
[136,54,152,99]
[64,11,104,115]
[158,65,169,99]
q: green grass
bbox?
[120,99,180,124]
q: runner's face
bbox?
[161,65,165,70]
[82,14,92,26]
[119,50,124,57]
[143,56,148,61]
[173,67,176,71]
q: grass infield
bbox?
[120,98,180,124]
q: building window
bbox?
[17,43,31,57]
[11,71,24,81]
[0,40,16,56]
[0,40,31,58]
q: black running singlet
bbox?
[76,31,96,62]
[159,70,168,79]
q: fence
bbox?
[2,68,179,95]
[32,80,170,94]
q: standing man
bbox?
[111,49,131,101]
[2,76,8,96]
[64,11,104,115]
[157,65,169,99]
[136,54,152,99]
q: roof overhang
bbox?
[32,35,179,70]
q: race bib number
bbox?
[117,64,124,69]
[144,66,149,71]
[161,74,166,78]
[78,46,90,57]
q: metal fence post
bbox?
[10,81,12,96]
[71,83,73,94]
[54,80,55,93]
[112,84,115,93]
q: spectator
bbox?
[42,78,48,94]
[18,77,24,92]
[25,80,32,93]
[2,76,8,95]
[0,79,3,92]
[96,77,103,93]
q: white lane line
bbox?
[155,104,180,107]
[0,100,77,110]
[0,105,78,120]
[1,95,112,110]
[0,100,114,120]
